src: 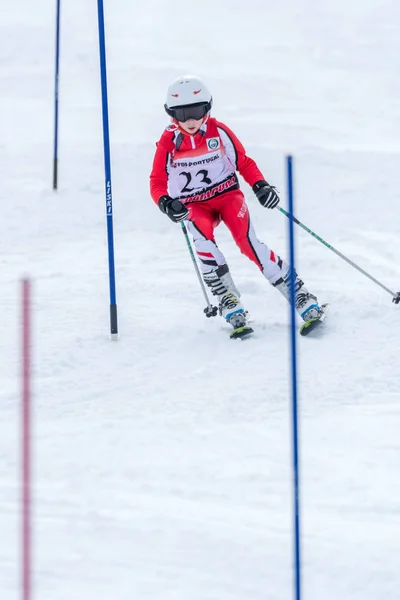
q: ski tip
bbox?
[299,318,321,336]
[230,325,254,340]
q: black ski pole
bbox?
[180,221,218,317]
[277,206,400,304]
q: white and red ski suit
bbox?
[150,116,288,284]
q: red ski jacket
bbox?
[150,117,265,205]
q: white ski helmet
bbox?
[164,75,212,120]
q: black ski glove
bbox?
[253,180,280,209]
[158,195,189,223]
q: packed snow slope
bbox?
[1,1,400,599]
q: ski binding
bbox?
[299,303,329,336]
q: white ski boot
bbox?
[203,265,241,299]
[273,271,322,321]
[295,290,321,321]
[219,292,253,338]
[218,292,246,325]
[203,266,253,338]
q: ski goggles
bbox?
[164,101,211,122]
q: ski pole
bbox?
[277,206,400,304]
[180,221,218,317]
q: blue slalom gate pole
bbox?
[97,0,118,339]
[287,155,301,600]
[53,0,61,190]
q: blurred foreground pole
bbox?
[53,0,61,189]
[287,156,302,600]
[97,0,118,339]
[21,280,32,600]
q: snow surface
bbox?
[1,1,400,598]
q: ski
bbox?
[230,325,254,340]
[299,303,330,336]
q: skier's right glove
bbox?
[158,195,189,223]
[253,180,280,209]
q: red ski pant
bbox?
[186,189,288,284]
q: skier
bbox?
[150,74,322,337]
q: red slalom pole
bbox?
[21,279,32,600]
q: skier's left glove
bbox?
[253,180,280,209]
[158,195,189,223]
